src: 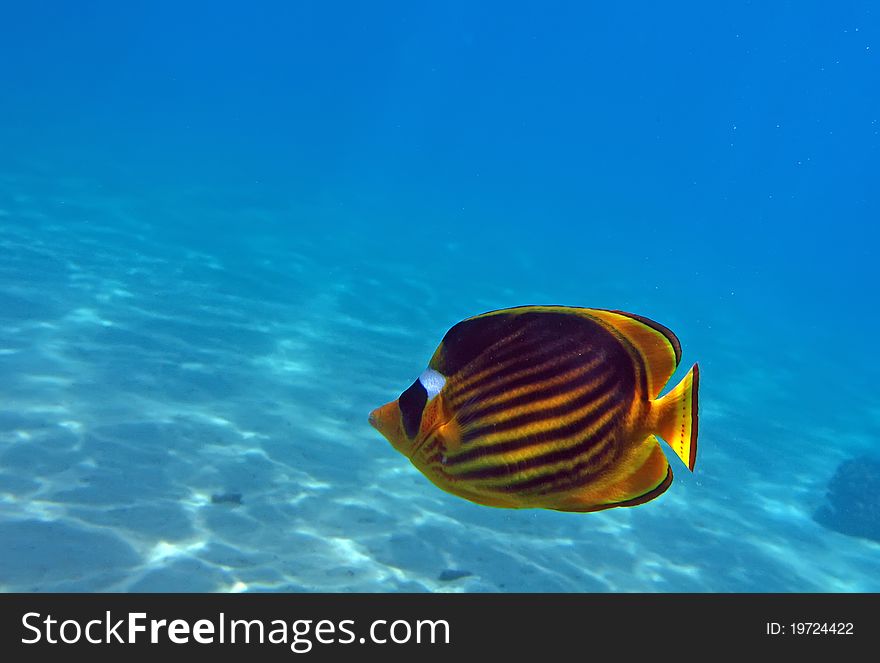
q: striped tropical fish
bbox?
[369,306,699,513]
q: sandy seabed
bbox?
[1,174,878,593]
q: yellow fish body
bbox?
[369,306,699,513]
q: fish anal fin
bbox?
[552,437,673,513]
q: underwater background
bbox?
[0,1,878,592]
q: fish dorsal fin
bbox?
[580,309,681,399]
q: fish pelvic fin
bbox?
[652,363,699,471]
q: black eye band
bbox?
[398,378,428,439]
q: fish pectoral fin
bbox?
[553,437,673,513]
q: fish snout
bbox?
[368,401,404,446]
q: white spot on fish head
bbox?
[418,367,446,400]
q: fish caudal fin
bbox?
[653,363,699,471]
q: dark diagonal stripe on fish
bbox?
[451,335,580,401]
[496,432,621,495]
[454,353,606,421]
[450,414,620,482]
[458,368,617,439]
[447,389,624,467]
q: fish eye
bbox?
[397,368,447,439]
[398,378,428,439]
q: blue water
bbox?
[1,1,878,592]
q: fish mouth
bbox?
[367,402,398,441]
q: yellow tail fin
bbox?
[653,363,699,471]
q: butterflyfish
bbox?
[368,306,699,513]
